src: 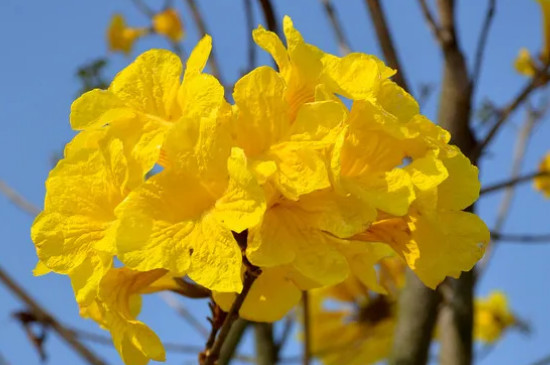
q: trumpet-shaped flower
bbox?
[107,14,147,55]
[474,291,517,343]
[31,124,159,305]
[115,113,265,293]
[153,8,184,42]
[81,268,173,365]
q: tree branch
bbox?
[490,232,550,243]
[470,0,496,94]
[480,171,549,195]
[218,319,250,365]
[302,291,311,365]
[364,0,409,90]
[243,0,257,73]
[0,179,40,216]
[321,0,351,55]
[159,292,209,338]
[417,0,443,43]
[0,265,106,365]
[257,0,280,35]
[471,66,550,161]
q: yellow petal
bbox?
[437,148,480,210]
[393,211,489,288]
[214,148,266,233]
[184,35,212,78]
[233,66,290,156]
[406,153,449,192]
[252,25,290,72]
[213,267,302,322]
[110,49,183,120]
[377,79,419,122]
[70,89,134,130]
[288,100,348,142]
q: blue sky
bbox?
[0,1,549,364]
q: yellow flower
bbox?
[115,115,266,293]
[153,8,184,42]
[474,291,517,343]
[31,126,156,305]
[81,268,173,365]
[534,152,550,197]
[107,14,147,55]
[309,276,396,365]
[515,48,538,77]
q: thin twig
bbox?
[480,171,550,195]
[257,0,279,35]
[490,232,550,243]
[160,292,209,338]
[470,0,496,94]
[183,0,224,84]
[0,179,40,216]
[200,267,260,365]
[0,266,107,365]
[321,0,351,55]
[471,65,550,161]
[131,0,155,17]
[243,0,257,73]
[365,0,409,90]
[417,0,443,43]
[302,291,311,365]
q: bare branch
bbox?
[160,292,209,338]
[417,0,443,43]
[480,171,549,195]
[275,312,295,358]
[0,179,40,216]
[364,0,409,90]
[302,291,311,365]
[470,0,496,94]
[490,232,550,243]
[471,66,550,161]
[131,0,155,18]
[244,0,257,73]
[0,265,107,365]
[257,0,280,35]
[200,266,260,365]
[321,0,351,55]
[183,0,224,84]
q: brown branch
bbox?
[257,0,280,35]
[173,277,211,298]
[0,265,107,365]
[321,0,352,55]
[131,0,155,17]
[470,0,496,93]
[417,0,443,43]
[490,232,550,243]
[0,179,40,216]
[480,171,549,195]
[183,0,224,84]
[200,266,260,365]
[471,66,550,161]
[302,291,311,365]
[364,0,409,90]
[243,0,257,73]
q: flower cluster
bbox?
[31,16,488,365]
[108,8,184,55]
[309,266,520,365]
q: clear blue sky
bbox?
[0,1,549,364]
